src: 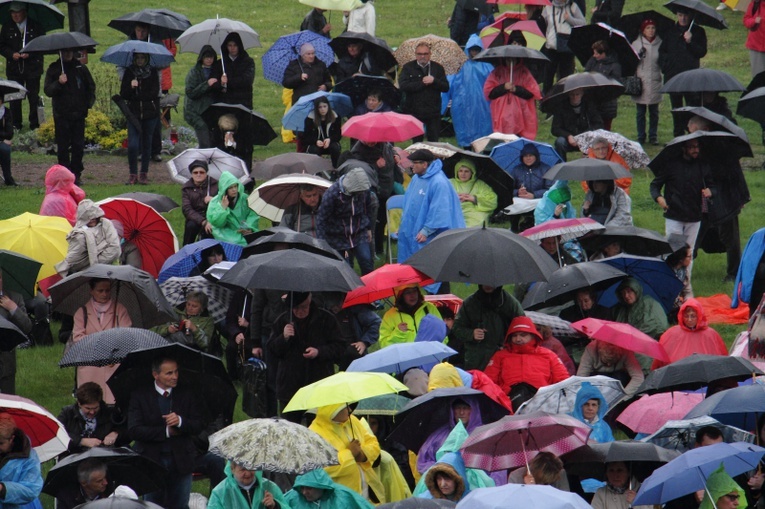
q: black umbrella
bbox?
[473,44,550,66]
[0,0,64,32]
[379,498,456,509]
[203,103,277,147]
[672,106,749,143]
[329,31,398,73]
[664,0,728,30]
[579,225,673,258]
[404,226,559,287]
[242,232,344,261]
[386,387,510,452]
[0,79,26,102]
[617,10,676,43]
[564,440,680,481]
[251,153,334,180]
[660,68,744,94]
[636,354,764,394]
[108,8,192,40]
[0,316,28,351]
[112,192,179,213]
[333,74,401,109]
[0,249,41,300]
[440,144,515,211]
[569,22,641,76]
[522,262,627,310]
[43,447,167,497]
[107,343,236,424]
[737,86,765,124]
[540,72,624,114]
[543,158,632,181]
[20,32,97,54]
[648,131,753,174]
[59,328,170,368]
[48,264,178,329]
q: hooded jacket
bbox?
[417,399,483,474]
[576,341,645,396]
[582,180,633,227]
[568,382,614,443]
[205,171,259,246]
[285,468,373,509]
[184,45,218,131]
[699,464,748,509]
[39,165,86,226]
[612,277,669,339]
[43,56,96,121]
[315,174,374,251]
[207,463,288,509]
[484,61,541,139]
[0,429,42,509]
[55,200,121,276]
[120,62,160,121]
[380,286,442,348]
[449,34,493,148]
[652,298,727,369]
[510,144,553,198]
[211,33,255,108]
[424,462,466,501]
[448,162,498,228]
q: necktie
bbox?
[163,391,170,398]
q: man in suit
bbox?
[128,357,203,509]
[0,268,31,394]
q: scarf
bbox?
[91,298,113,325]
[129,63,151,81]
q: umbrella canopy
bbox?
[158,239,242,284]
[490,137,563,174]
[457,484,591,509]
[247,173,332,222]
[440,144,516,211]
[109,9,192,40]
[283,371,408,412]
[49,264,178,329]
[96,197,179,279]
[209,418,339,473]
[473,44,549,66]
[343,263,434,308]
[540,72,625,114]
[671,106,749,143]
[159,276,233,323]
[20,32,97,54]
[516,375,626,415]
[251,152,334,180]
[664,0,728,29]
[347,342,457,374]
[379,499,456,509]
[0,0,64,32]
[544,158,632,181]
[661,68,743,94]
[571,318,670,362]
[564,440,681,481]
[282,91,353,131]
[72,500,163,509]
[569,22,640,75]
[522,262,627,310]
[113,192,179,213]
[176,17,261,54]
[241,230,343,261]
[0,79,26,102]
[683,384,765,430]
[202,103,277,147]
[341,111,424,143]
[333,74,401,109]
[354,394,412,417]
[59,327,169,368]
[0,317,28,351]
[617,10,676,43]
[0,249,41,300]
[521,218,605,242]
[616,392,704,434]
[300,0,363,9]
[648,131,753,173]
[394,34,467,75]
[573,130,650,169]
[460,412,592,471]
[596,254,685,313]
[43,447,167,497]
[525,311,579,338]
[642,416,755,453]
[167,147,250,185]
[262,30,334,85]
[0,394,69,462]
[481,17,546,50]
[637,354,764,395]
[329,31,398,72]
[579,225,672,258]
[405,226,559,287]
[100,40,175,68]
[738,86,765,124]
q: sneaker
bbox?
[152,154,163,162]
[138,173,149,185]
[126,174,138,185]
[716,3,727,9]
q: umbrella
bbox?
[387,387,511,452]
[617,10,676,43]
[0,79,26,102]
[564,440,682,481]
[648,131,753,173]
[633,442,765,506]
[0,249,41,300]
[543,158,632,181]
[440,144,516,211]
[247,173,332,222]
[661,68,743,94]
[571,318,670,362]
[282,91,353,131]
[20,32,97,55]
[202,103,277,147]
[176,17,261,55]
[579,225,672,258]
[341,111,424,143]
[0,317,28,351]
[473,44,549,67]
[515,375,626,415]
[49,264,178,329]
[167,147,250,185]
[683,384,765,430]
[59,328,169,368]
[540,72,625,114]
[521,262,627,310]
[460,412,592,471]
[671,106,749,143]
[342,263,434,308]
[109,9,192,40]
[73,500,163,509]
[638,354,764,395]
[100,40,175,68]
[573,130,650,169]
[251,152,334,180]
[261,30,334,85]
[642,416,755,453]
[524,311,579,338]
[377,500,457,509]
[300,0,363,10]
[209,418,339,473]
[241,230,343,261]
[616,392,704,434]
[158,239,242,284]
[489,137,563,174]
[282,371,408,412]
[347,342,457,374]
[96,197,179,279]
[203,261,236,281]
[329,31,398,72]
[394,34,467,75]
[43,447,167,497]
[333,74,401,109]
[569,23,640,75]
[159,276,233,323]
[404,226,559,287]
[738,86,765,124]
[354,394,412,417]
[664,0,728,30]
[596,254,685,313]
[0,0,64,32]
[113,192,179,213]
[481,17,546,50]
[0,393,69,462]
[457,484,591,509]
[521,218,605,242]
[220,249,363,293]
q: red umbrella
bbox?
[488,0,550,5]
[341,111,424,143]
[343,263,433,308]
[521,217,605,242]
[616,392,704,434]
[96,198,179,279]
[571,318,670,362]
[0,394,70,462]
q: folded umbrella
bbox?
[247,173,332,222]
[683,384,765,430]
[333,74,401,109]
[262,30,334,85]
[664,0,728,30]
[521,262,626,310]
[573,130,650,169]
[282,91,353,131]
[490,137,563,174]
[241,230,343,261]
[59,328,169,368]
[251,152,334,180]
[160,276,233,323]
[341,111,424,143]
[202,103,277,147]
[661,68,743,94]
[596,253,684,313]
[616,392,704,434]
[347,342,457,374]
[329,31,398,72]
[569,22,640,75]
[579,225,672,258]
[343,263,434,308]
[571,318,670,362]
[283,371,408,412]
[113,192,179,213]
[109,9,192,40]
[167,147,250,185]
[564,440,681,482]
[158,239,242,284]
[637,354,764,394]
[176,17,260,55]
[515,375,626,415]
[456,484,591,509]
[100,40,175,68]
[642,416,755,453]
[0,0,64,32]
[0,393,69,462]
[394,34,467,75]
[543,158,632,181]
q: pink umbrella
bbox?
[616,392,704,434]
[341,112,424,143]
[460,412,592,472]
[571,318,670,362]
[521,217,605,242]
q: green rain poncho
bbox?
[205,171,259,246]
[448,159,498,228]
[285,468,373,509]
[700,463,747,509]
[612,277,669,340]
[208,463,290,509]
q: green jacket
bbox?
[285,469,372,509]
[612,277,669,340]
[184,46,217,132]
[153,311,215,351]
[208,464,290,509]
[206,171,259,246]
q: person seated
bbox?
[56,459,114,509]
[533,182,589,264]
[285,468,373,509]
[592,461,653,509]
[540,236,579,267]
[582,180,632,227]
[190,244,227,277]
[551,89,604,162]
[448,159,498,228]
[206,171,259,246]
[583,137,631,194]
[153,291,215,351]
[507,451,570,491]
[55,200,121,277]
[666,242,693,314]
[559,288,613,323]
[57,382,124,455]
[569,382,614,443]
[207,461,288,509]
[300,97,342,167]
[352,89,392,116]
[281,184,322,237]
[0,413,43,509]
[181,160,218,246]
[39,164,86,226]
[379,285,441,348]
[423,458,467,502]
[365,414,416,492]
[612,277,669,341]
[577,340,644,396]
[111,220,142,270]
[417,398,482,475]
[537,324,576,375]
[510,143,553,200]
[588,240,624,261]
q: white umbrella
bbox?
[177,17,261,54]
[248,173,331,222]
[0,394,69,462]
[167,148,250,185]
[515,375,626,415]
[574,129,650,169]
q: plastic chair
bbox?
[386,195,405,264]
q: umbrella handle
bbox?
[519,429,530,474]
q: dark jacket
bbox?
[350,140,396,198]
[316,179,374,251]
[0,17,45,77]
[44,58,96,121]
[551,98,604,138]
[120,66,160,121]
[56,483,115,509]
[250,288,286,344]
[282,57,333,105]
[301,111,341,146]
[649,155,714,223]
[281,200,320,237]
[704,153,750,225]
[0,108,13,142]
[181,176,219,227]
[590,0,624,26]
[300,9,330,38]
[211,33,255,109]
[184,45,218,131]
[399,59,450,121]
[331,52,384,83]
[584,54,621,119]
[57,402,127,454]
[659,22,707,80]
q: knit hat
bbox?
[409,149,435,163]
[506,316,543,342]
[189,159,209,173]
[341,168,371,194]
[640,18,656,32]
[300,42,315,56]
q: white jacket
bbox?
[344,1,376,36]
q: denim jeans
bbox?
[127,117,159,175]
[345,240,374,275]
[554,136,579,162]
[636,103,659,143]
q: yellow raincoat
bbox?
[427,362,464,391]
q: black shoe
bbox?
[722,275,736,283]
[152,154,163,162]
[3,176,17,186]
[650,139,659,146]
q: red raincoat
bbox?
[483,62,541,139]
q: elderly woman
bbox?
[448,159,497,227]
[379,285,441,349]
[592,462,653,509]
[584,137,631,194]
[181,160,219,246]
[39,164,86,226]
[154,291,214,352]
[283,43,333,105]
[206,171,259,246]
[582,179,633,227]
[652,298,727,369]
[0,413,43,509]
[577,340,644,396]
[120,52,160,185]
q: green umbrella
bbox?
[354,394,411,417]
[0,250,42,300]
[0,0,65,33]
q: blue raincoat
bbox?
[569,382,614,443]
[732,227,765,308]
[0,431,45,509]
[446,34,493,148]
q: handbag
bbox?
[552,6,574,54]
[624,75,643,96]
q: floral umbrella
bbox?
[573,129,650,169]
[394,34,467,75]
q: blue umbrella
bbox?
[346,342,457,374]
[595,254,684,313]
[282,91,353,131]
[261,31,334,85]
[158,239,242,284]
[632,442,765,506]
[457,483,592,509]
[489,138,563,175]
[100,40,175,68]
[683,384,765,431]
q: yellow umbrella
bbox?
[0,212,71,282]
[283,371,408,413]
